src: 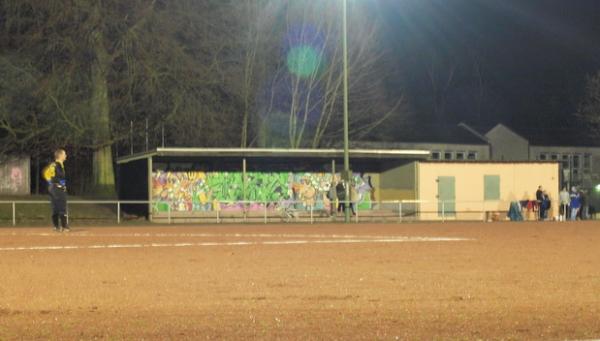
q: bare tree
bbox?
[0,0,246,194]
[250,1,407,148]
[577,71,600,135]
[426,53,457,123]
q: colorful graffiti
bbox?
[151,170,374,213]
[0,157,30,195]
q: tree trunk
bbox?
[90,27,116,197]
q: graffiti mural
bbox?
[0,157,30,195]
[151,170,374,213]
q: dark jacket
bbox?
[43,161,66,189]
[535,189,543,201]
[335,182,346,200]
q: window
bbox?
[484,175,500,201]
[550,154,558,161]
[573,155,580,168]
[467,151,477,160]
[561,154,570,168]
[455,152,465,160]
[539,153,547,161]
[444,152,453,160]
[584,154,591,169]
[431,151,441,160]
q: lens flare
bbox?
[286,45,321,78]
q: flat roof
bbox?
[116,147,430,164]
[418,160,559,164]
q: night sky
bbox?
[377,0,600,130]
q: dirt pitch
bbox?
[0,221,599,340]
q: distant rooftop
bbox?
[472,122,600,147]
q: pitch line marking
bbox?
[0,237,472,252]
[0,232,464,239]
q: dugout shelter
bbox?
[116,147,430,221]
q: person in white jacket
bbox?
[559,186,570,221]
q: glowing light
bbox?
[286,45,321,78]
[595,184,600,192]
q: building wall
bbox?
[420,143,490,162]
[352,141,490,161]
[417,162,559,220]
[379,162,416,200]
[0,156,30,195]
[485,125,530,161]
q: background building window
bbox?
[444,152,453,160]
[573,155,580,168]
[539,153,548,161]
[467,151,477,160]
[431,151,441,160]
[455,152,465,160]
[561,154,569,168]
[584,154,591,170]
[550,154,558,161]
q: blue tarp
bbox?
[508,201,523,221]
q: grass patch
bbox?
[0,195,148,226]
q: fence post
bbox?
[12,202,16,227]
[442,201,446,222]
[355,203,359,223]
[167,204,172,224]
[117,202,121,224]
[264,201,268,224]
[482,200,486,222]
[399,201,402,222]
[310,205,314,224]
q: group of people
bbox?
[535,186,552,220]
[327,180,356,216]
[559,186,590,221]
[535,185,591,221]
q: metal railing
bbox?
[0,199,556,226]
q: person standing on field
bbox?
[569,187,581,221]
[42,149,70,232]
[559,186,570,221]
[535,185,543,220]
[336,180,346,215]
[327,181,337,217]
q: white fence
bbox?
[0,199,551,226]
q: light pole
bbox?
[342,0,351,223]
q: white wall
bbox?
[417,162,559,220]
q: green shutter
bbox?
[484,175,500,201]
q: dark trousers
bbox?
[49,185,68,228]
[337,202,355,214]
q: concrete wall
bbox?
[0,156,30,195]
[485,125,529,161]
[417,162,559,220]
[379,162,416,200]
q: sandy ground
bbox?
[0,221,599,340]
